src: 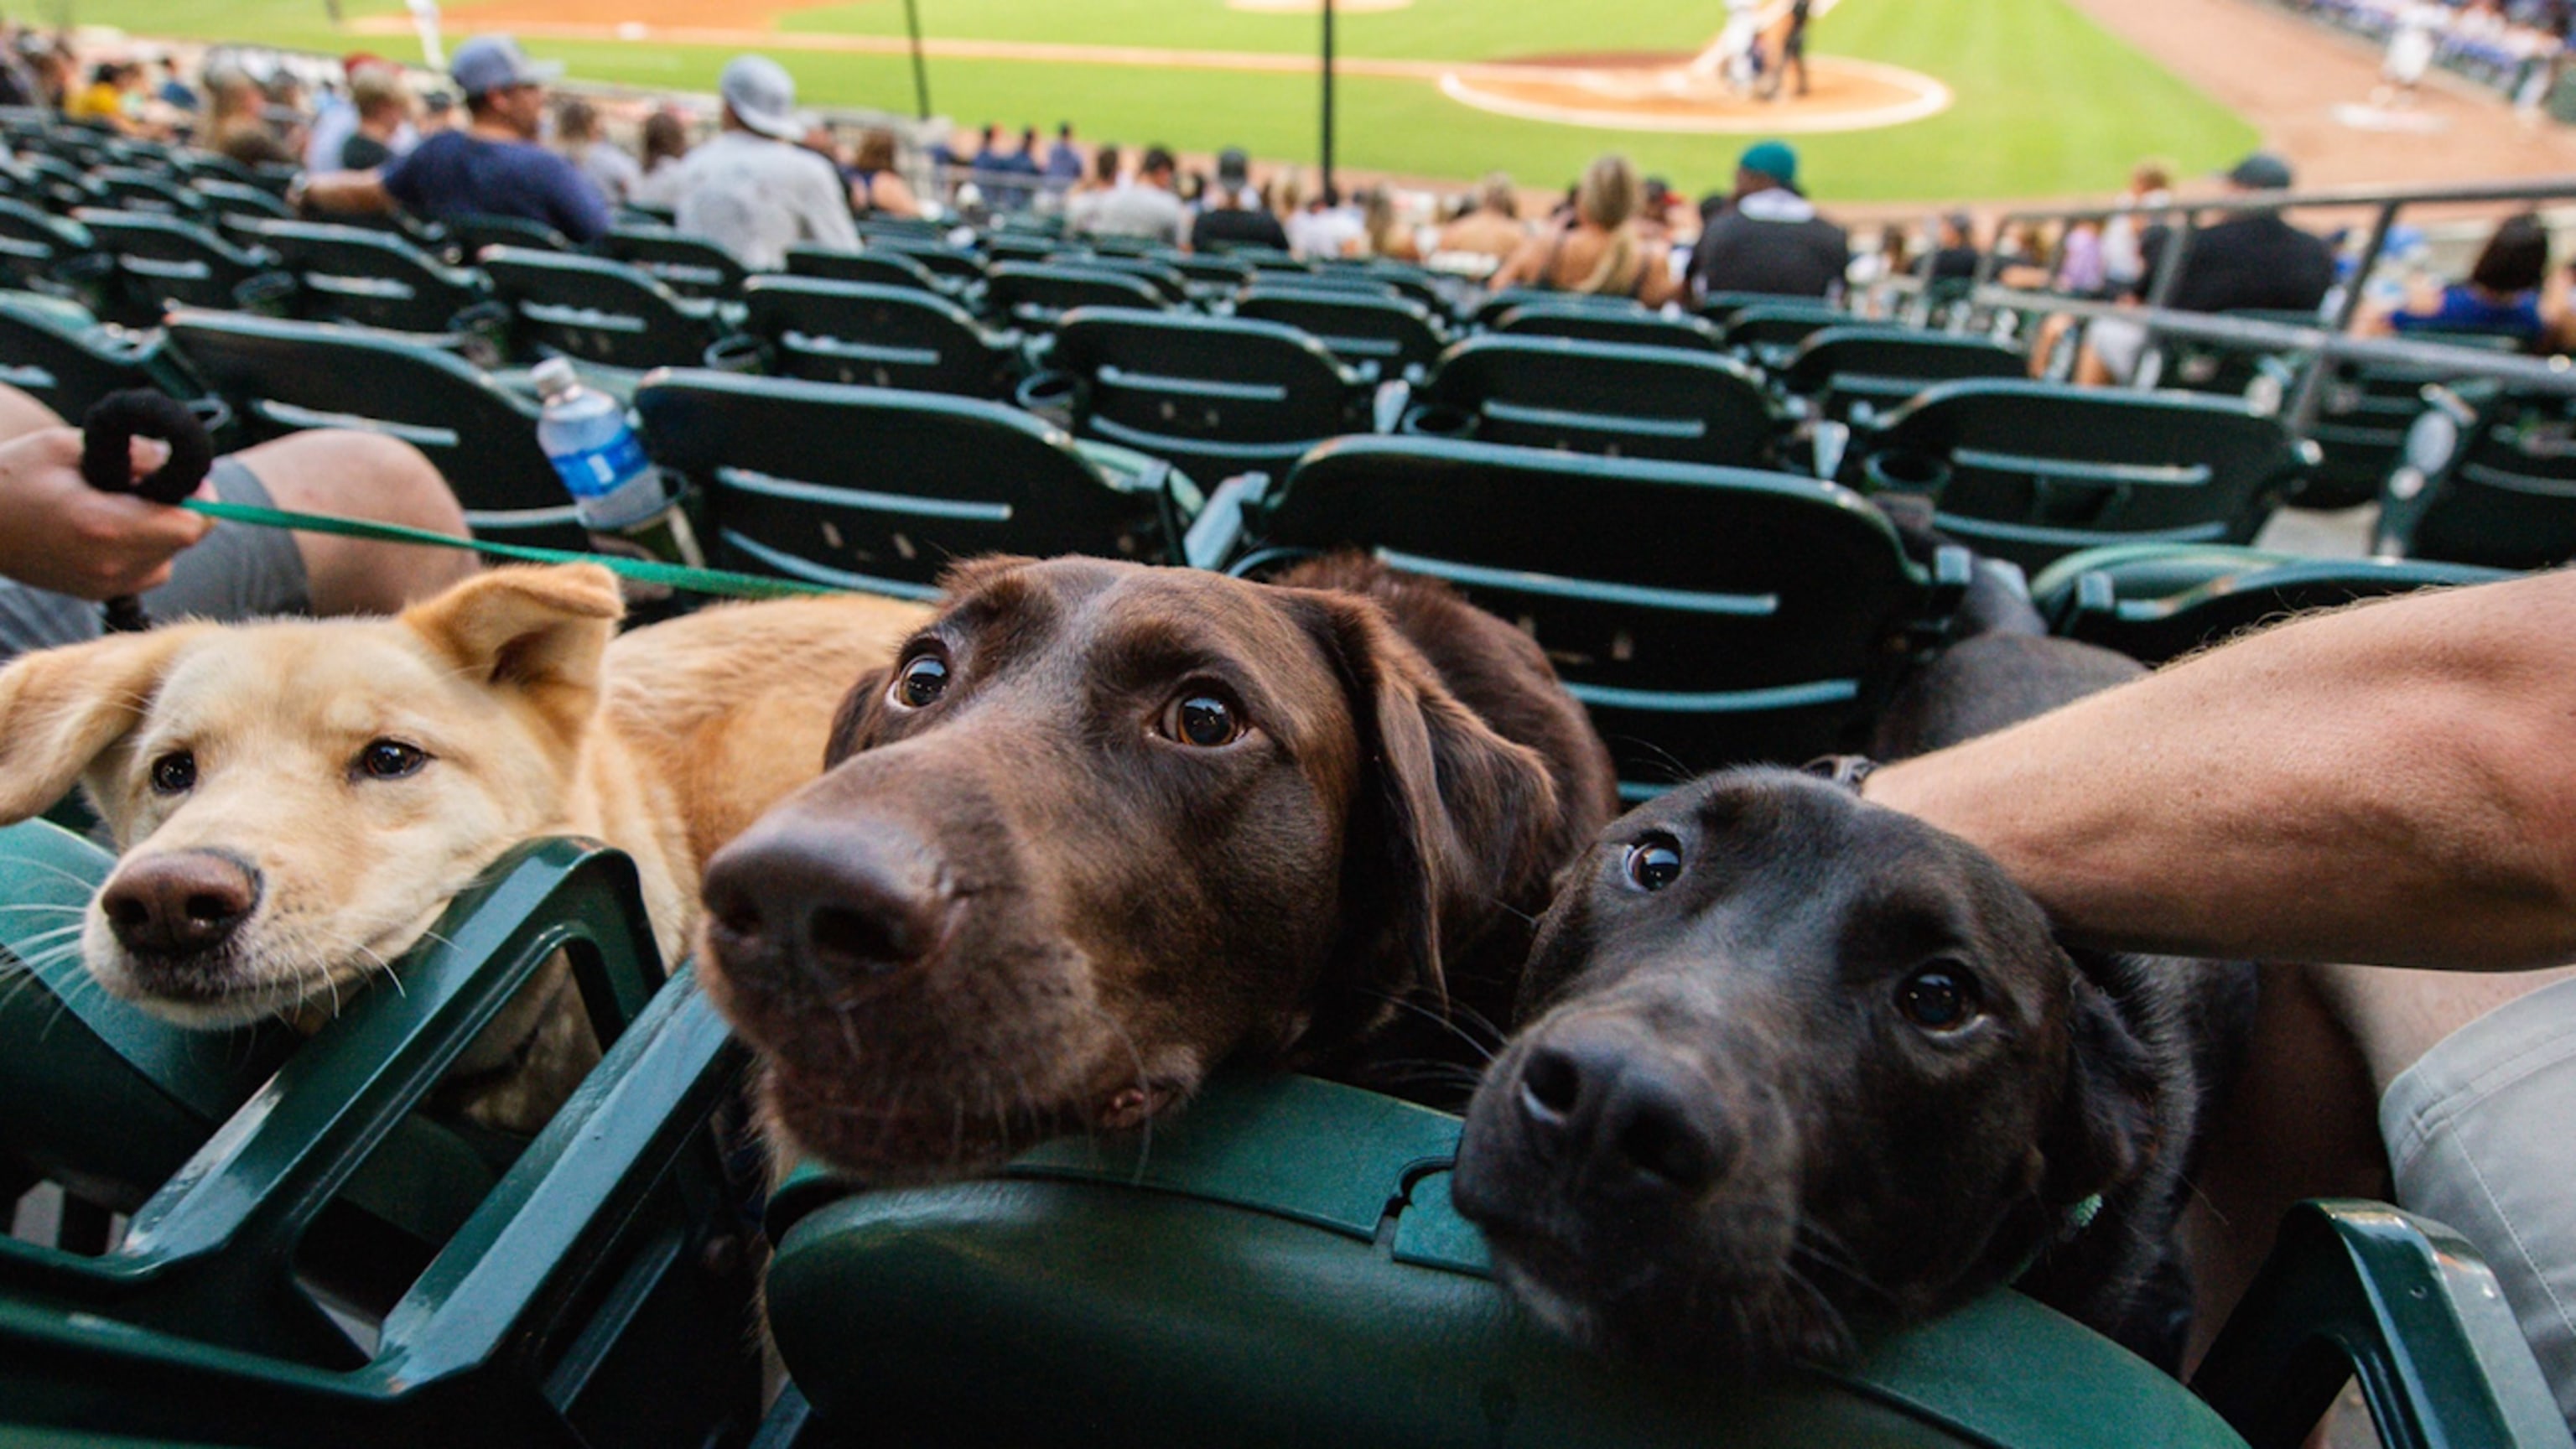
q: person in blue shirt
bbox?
[296,34,610,245]
[2373,211,2550,351]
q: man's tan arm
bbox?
[294,169,396,216]
[1863,570,2576,971]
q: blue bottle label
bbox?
[548,430,651,500]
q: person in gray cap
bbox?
[297,34,610,243]
[662,55,856,270]
[2073,150,2332,385]
[1188,148,1287,253]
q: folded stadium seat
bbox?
[754,1073,2563,1449]
[593,224,750,301]
[855,234,991,288]
[1232,285,1447,383]
[1402,335,1778,469]
[1041,251,1190,304]
[0,292,231,438]
[249,162,304,198]
[853,216,946,245]
[1718,300,1853,368]
[478,246,732,372]
[165,309,588,551]
[979,232,1057,265]
[784,242,964,302]
[1491,301,1725,353]
[1249,270,1402,303]
[195,179,299,231]
[2144,307,2319,402]
[1083,231,1159,257]
[88,164,205,221]
[633,367,1198,597]
[1776,326,2028,423]
[12,151,105,210]
[168,148,265,189]
[449,212,569,257]
[1841,379,2314,575]
[251,220,501,349]
[1698,288,1805,325]
[2374,384,2576,569]
[2026,542,2511,667]
[0,821,768,1449]
[737,275,1025,399]
[1467,285,1646,331]
[0,196,108,306]
[985,261,1171,331]
[70,209,294,322]
[1033,308,1374,483]
[1194,434,1966,792]
[1151,248,1252,299]
[2294,337,2526,511]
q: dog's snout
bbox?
[1514,1021,1732,1196]
[101,850,261,959]
[703,813,946,995]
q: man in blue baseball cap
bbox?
[297,34,610,243]
[1685,138,1850,301]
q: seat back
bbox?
[1232,285,1445,378]
[89,165,202,219]
[1493,302,1723,353]
[449,212,569,255]
[739,275,1021,398]
[2298,345,2518,511]
[595,225,750,299]
[480,246,722,370]
[860,234,990,285]
[195,179,299,230]
[0,292,205,422]
[1251,435,1945,788]
[74,208,283,315]
[787,243,952,295]
[2030,543,2511,666]
[251,220,493,335]
[0,198,100,301]
[988,261,1169,329]
[1779,325,2027,422]
[1046,308,1366,481]
[1412,335,1775,468]
[1042,251,1189,303]
[634,368,1188,596]
[1468,286,1644,330]
[1851,379,2309,574]
[165,309,584,548]
[2391,390,2576,569]
[1720,301,1850,356]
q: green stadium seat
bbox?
[1698,288,1812,325]
[593,225,750,300]
[1151,248,1253,298]
[2026,543,2509,666]
[168,149,263,189]
[2298,340,2523,511]
[1468,286,1644,330]
[633,367,1199,598]
[194,180,299,231]
[1842,379,2314,574]
[1198,434,1966,792]
[73,210,293,320]
[448,213,569,256]
[857,234,989,287]
[737,275,1025,398]
[248,221,498,341]
[2375,386,2576,569]
[1492,300,1725,352]
[13,153,106,211]
[165,309,588,551]
[1041,251,1190,303]
[1777,325,2028,422]
[479,246,729,371]
[1403,335,1778,468]
[0,823,764,1449]
[783,242,963,301]
[1036,308,1374,483]
[979,231,1057,265]
[88,166,204,221]
[1232,284,1446,381]
[986,261,1170,330]
[1719,300,1851,364]
[759,1074,2549,1449]
[0,200,109,311]
[0,291,228,434]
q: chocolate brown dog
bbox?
[1452,633,2254,1374]
[698,554,1618,1182]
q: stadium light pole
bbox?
[1320,0,1337,197]
[904,0,932,119]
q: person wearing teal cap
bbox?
[1685,138,1849,301]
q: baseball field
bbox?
[91,0,2259,201]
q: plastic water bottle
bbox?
[530,356,703,579]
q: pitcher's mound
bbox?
[1441,51,1950,133]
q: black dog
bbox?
[1450,629,2255,1374]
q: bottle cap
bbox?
[528,356,578,398]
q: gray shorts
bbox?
[2381,970,2576,1431]
[0,459,309,665]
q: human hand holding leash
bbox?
[0,391,218,629]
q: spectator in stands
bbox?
[1489,153,1681,304]
[1926,210,1980,283]
[1686,139,1849,299]
[1431,172,1526,276]
[206,63,294,167]
[0,382,476,671]
[1076,143,1184,244]
[418,89,457,137]
[298,35,612,245]
[846,127,922,219]
[154,56,195,113]
[1043,121,1083,195]
[1189,148,1289,252]
[2055,215,2107,296]
[338,67,413,172]
[2072,151,2335,385]
[305,53,394,172]
[649,55,856,269]
[631,109,689,205]
[1348,184,1422,262]
[1065,143,1120,234]
[556,96,641,205]
[989,124,1042,213]
[1288,179,1364,261]
[67,59,159,138]
[2367,211,2552,351]
[2100,159,2173,296]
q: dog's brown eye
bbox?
[895,654,948,708]
[1162,692,1242,748]
[356,740,429,780]
[1898,965,1980,1032]
[1623,834,1683,891]
[148,750,195,795]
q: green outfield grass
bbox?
[91,0,2257,201]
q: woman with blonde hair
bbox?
[1345,184,1422,261]
[849,127,922,218]
[1488,153,1677,304]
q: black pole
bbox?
[1320,0,1336,198]
[904,0,932,120]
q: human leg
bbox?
[225,428,476,616]
[0,382,65,443]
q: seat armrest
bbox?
[1182,471,1272,572]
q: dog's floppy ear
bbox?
[0,623,213,825]
[2038,969,2161,1207]
[402,564,623,744]
[1299,591,1558,1048]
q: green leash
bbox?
[182,498,848,601]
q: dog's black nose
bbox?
[1513,1019,1732,1196]
[702,811,944,998]
[101,850,259,959]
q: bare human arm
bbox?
[1862,570,2576,971]
[0,428,209,600]
[293,169,397,216]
